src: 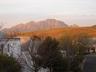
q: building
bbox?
[0,38,21,58]
[86,38,96,54]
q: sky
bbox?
[0,0,96,27]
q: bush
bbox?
[0,54,21,72]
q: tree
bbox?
[22,36,42,72]
[59,35,75,72]
[59,33,91,72]
[70,34,91,72]
[37,36,68,72]
[70,54,84,72]
[73,34,91,55]
[0,54,21,72]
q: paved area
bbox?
[83,54,96,72]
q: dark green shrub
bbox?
[0,54,21,72]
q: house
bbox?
[87,37,96,54]
[0,38,21,58]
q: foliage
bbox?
[52,57,68,72]
[59,33,91,72]
[37,36,68,72]
[70,55,84,72]
[0,54,21,72]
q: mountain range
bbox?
[3,19,68,32]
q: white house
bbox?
[0,38,21,59]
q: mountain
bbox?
[2,19,68,32]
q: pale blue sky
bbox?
[0,0,96,27]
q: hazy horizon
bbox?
[0,0,96,28]
[0,14,96,28]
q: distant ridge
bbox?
[2,19,68,32]
[92,25,96,27]
[70,24,79,28]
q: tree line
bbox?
[28,34,91,72]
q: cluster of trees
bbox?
[29,34,91,72]
[37,37,68,72]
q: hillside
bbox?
[6,27,96,39]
